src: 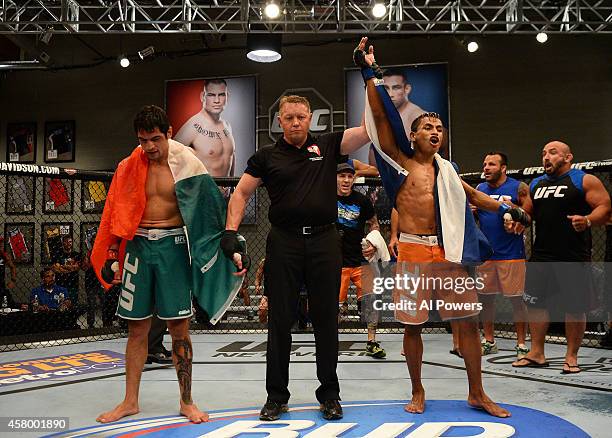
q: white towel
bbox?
[363,230,391,263]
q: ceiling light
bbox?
[467,41,479,53]
[246,34,282,63]
[536,32,548,43]
[264,2,281,19]
[119,56,130,68]
[372,3,386,18]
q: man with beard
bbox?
[475,152,531,360]
[513,141,610,373]
[175,79,236,176]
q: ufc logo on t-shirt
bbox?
[534,185,568,199]
[489,194,512,202]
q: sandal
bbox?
[561,362,581,374]
[512,357,550,368]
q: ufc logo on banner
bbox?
[534,185,568,199]
[119,254,139,311]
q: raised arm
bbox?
[353,37,405,163]
[341,118,370,155]
[353,159,380,178]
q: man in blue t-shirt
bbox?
[476,152,532,359]
[30,268,72,311]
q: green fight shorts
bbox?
[116,227,193,320]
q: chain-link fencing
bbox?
[0,160,610,351]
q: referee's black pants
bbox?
[265,226,342,404]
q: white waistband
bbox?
[135,227,185,241]
[399,233,439,246]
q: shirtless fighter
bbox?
[94,106,208,423]
[356,37,528,417]
[175,79,236,176]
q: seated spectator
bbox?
[1,243,17,309]
[29,268,72,312]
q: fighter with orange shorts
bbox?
[355,37,528,417]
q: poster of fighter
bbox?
[345,62,450,163]
[6,122,37,163]
[165,75,257,178]
[166,75,258,223]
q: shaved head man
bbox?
[515,139,611,374]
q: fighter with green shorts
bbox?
[117,227,193,320]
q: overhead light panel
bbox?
[246,33,282,63]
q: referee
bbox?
[222,95,370,421]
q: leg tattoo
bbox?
[173,338,193,405]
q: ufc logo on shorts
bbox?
[534,185,567,199]
[119,253,139,311]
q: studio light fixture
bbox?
[536,32,548,43]
[372,2,387,18]
[40,27,53,45]
[264,2,281,19]
[119,55,130,68]
[246,33,282,63]
[138,45,155,59]
[467,41,479,53]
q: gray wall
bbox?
[1,34,610,172]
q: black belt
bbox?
[277,223,336,236]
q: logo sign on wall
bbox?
[268,88,334,142]
[48,400,589,437]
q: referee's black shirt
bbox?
[245,132,344,228]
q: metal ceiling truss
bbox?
[0,1,610,34]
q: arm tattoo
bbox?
[173,338,194,404]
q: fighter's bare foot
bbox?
[468,394,511,418]
[96,401,139,423]
[180,402,209,423]
[404,389,425,414]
